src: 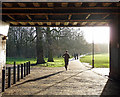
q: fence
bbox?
[2,61,31,92]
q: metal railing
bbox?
[2,61,31,92]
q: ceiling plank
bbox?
[74,3,82,7]
[33,3,40,7]
[102,3,112,7]
[47,3,54,7]
[88,3,97,7]
[18,3,26,7]
[61,3,68,7]
[8,15,15,20]
[116,3,120,7]
[3,3,12,7]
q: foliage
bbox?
[80,53,109,68]
[7,27,91,59]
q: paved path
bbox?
[2,60,119,96]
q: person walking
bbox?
[62,50,70,71]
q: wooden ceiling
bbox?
[1,2,120,27]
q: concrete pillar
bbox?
[109,14,120,80]
[0,21,9,93]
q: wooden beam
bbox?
[72,22,78,25]
[26,15,32,20]
[2,12,120,16]
[102,3,112,7]
[10,22,18,25]
[6,19,110,23]
[19,22,27,25]
[2,7,120,10]
[18,3,26,7]
[97,22,106,26]
[68,15,72,20]
[3,3,12,7]
[88,22,96,25]
[81,22,87,25]
[74,3,82,7]
[8,15,15,20]
[61,3,68,7]
[116,3,120,7]
[86,14,91,19]
[47,22,51,25]
[64,22,69,25]
[88,3,97,7]
[102,14,110,19]
[55,22,60,25]
[47,3,54,7]
[37,22,43,25]
[29,22,35,25]
[33,3,40,7]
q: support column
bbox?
[109,14,120,80]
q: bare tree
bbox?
[36,27,45,64]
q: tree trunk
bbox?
[46,27,54,62]
[36,27,45,64]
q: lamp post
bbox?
[92,31,94,68]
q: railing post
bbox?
[26,62,28,75]
[21,64,23,79]
[17,65,20,81]
[2,69,5,92]
[13,62,16,84]
[24,63,26,77]
[8,67,11,88]
[29,61,30,74]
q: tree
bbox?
[46,27,54,62]
[36,27,45,64]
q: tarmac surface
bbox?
[2,59,120,96]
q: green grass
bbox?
[6,57,37,65]
[6,57,65,67]
[80,53,109,68]
[37,58,64,67]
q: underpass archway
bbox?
[0,2,120,81]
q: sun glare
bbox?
[80,27,110,44]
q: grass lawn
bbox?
[6,57,65,67]
[80,53,109,68]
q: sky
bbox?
[80,27,110,44]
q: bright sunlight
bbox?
[80,27,110,44]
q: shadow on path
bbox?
[100,79,120,96]
[14,71,64,87]
[32,68,92,95]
